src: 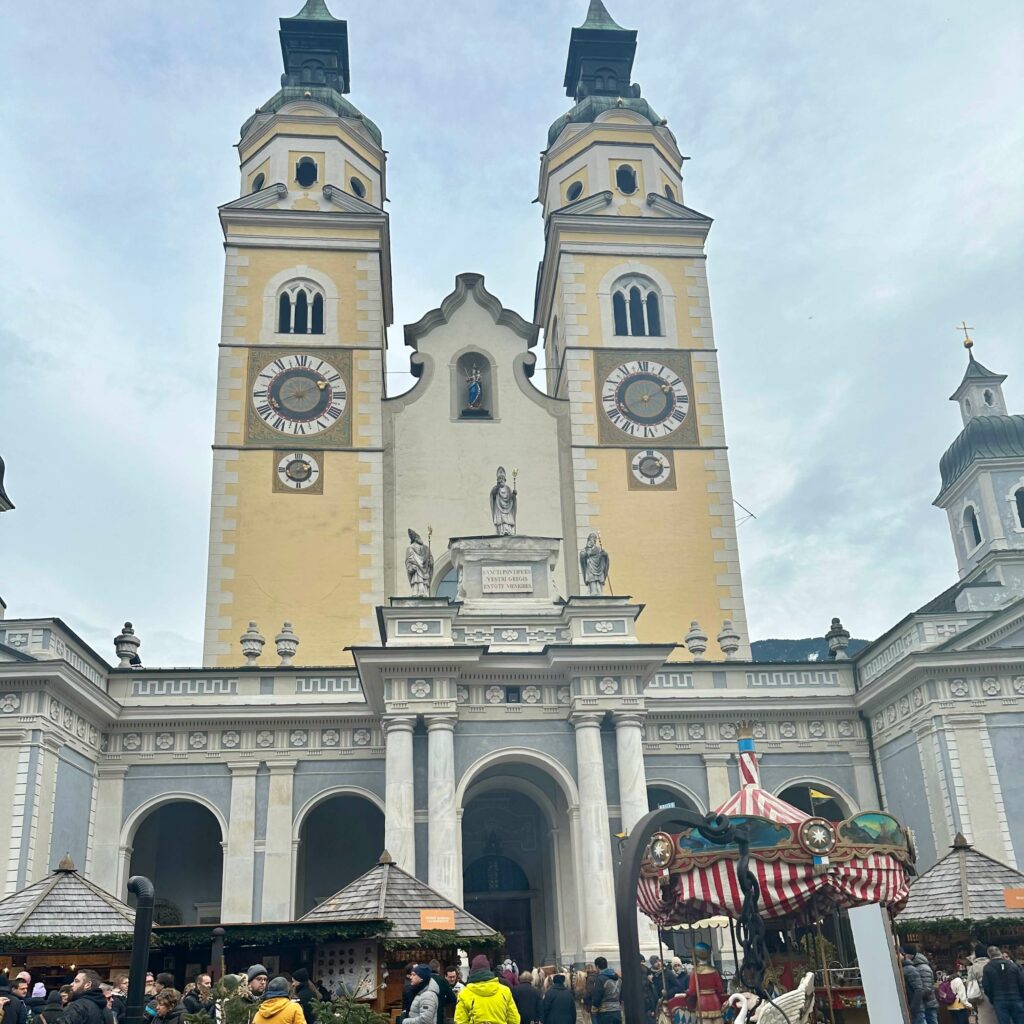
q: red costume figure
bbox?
[687,944,725,1023]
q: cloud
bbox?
[0,0,1022,662]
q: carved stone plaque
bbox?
[481,565,533,594]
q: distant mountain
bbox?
[751,637,870,663]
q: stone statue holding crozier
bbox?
[580,532,610,595]
[405,528,434,597]
[490,466,518,536]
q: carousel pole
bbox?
[816,921,837,1024]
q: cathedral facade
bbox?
[1,0,1023,970]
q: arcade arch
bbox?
[124,797,225,924]
[776,780,855,822]
[294,789,385,914]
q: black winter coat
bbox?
[62,990,113,1024]
[511,984,541,1024]
[540,986,575,1024]
[983,958,1024,1003]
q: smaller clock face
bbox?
[276,452,321,491]
[252,354,347,435]
[601,359,689,438]
[631,449,672,486]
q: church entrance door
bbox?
[465,893,533,968]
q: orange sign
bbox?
[420,908,456,930]
[1004,888,1024,909]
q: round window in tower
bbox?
[616,164,638,195]
[295,158,318,188]
[350,176,367,199]
[251,173,266,193]
[566,180,584,202]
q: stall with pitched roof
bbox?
[0,855,136,985]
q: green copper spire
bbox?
[579,0,625,31]
[291,0,339,20]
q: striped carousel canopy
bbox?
[637,731,912,926]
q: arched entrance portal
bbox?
[128,801,224,924]
[295,793,384,914]
[460,760,579,967]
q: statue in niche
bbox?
[490,466,518,536]
[466,364,483,410]
[580,532,610,595]
[405,528,434,597]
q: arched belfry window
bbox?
[276,280,326,335]
[963,505,983,549]
[612,275,663,337]
[1015,488,1024,530]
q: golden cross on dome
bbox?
[958,321,975,349]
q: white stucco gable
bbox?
[382,275,575,601]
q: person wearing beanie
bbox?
[405,966,439,1024]
[540,976,574,1024]
[454,958,519,1024]
[245,967,270,1005]
[291,969,318,1024]
[253,979,303,1024]
[38,991,66,1024]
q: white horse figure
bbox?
[725,973,816,1024]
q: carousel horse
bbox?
[724,973,815,1024]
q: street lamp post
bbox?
[125,875,155,1024]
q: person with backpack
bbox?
[585,960,621,1024]
[936,971,972,1024]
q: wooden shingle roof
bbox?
[0,856,135,936]
[902,833,1024,921]
[299,851,496,939]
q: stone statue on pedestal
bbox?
[405,528,434,596]
[579,532,610,595]
[490,466,517,536]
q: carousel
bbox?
[619,730,915,1024]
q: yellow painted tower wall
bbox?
[204,108,389,667]
[538,117,749,659]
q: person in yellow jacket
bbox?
[455,957,521,1024]
[254,978,306,1024]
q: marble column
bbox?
[261,759,297,921]
[613,712,649,832]
[614,712,660,955]
[572,713,618,957]
[222,762,258,923]
[384,716,417,872]
[427,716,459,902]
[89,764,128,896]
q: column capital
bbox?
[227,761,260,776]
[266,758,299,773]
[425,715,457,734]
[702,752,732,766]
[96,764,130,780]
[612,710,647,728]
[383,715,417,735]
[570,711,605,729]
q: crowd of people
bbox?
[902,943,1024,1024]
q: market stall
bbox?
[897,832,1024,968]
[300,851,501,1018]
[0,855,135,985]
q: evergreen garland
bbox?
[157,922,388,949]
[380,929,504,953]
[895,917,1024,936]
[0,932,137,951]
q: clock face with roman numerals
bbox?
[251,354,347,435]
[600,359,689,439]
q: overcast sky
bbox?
[1,0,1022,666]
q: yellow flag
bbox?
[809,789,832,801]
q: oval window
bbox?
[296,158,318,188]
[251,172,266,193]
[616,164,638,195]
[566,181,583,202]
[350,176,367,198]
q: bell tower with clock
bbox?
[535,0,750,656]
[202,0,392,666]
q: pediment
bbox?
[937,595,1024,652]
[0,642,35,663]
[219,183,289,211]
[644,193,714,223]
